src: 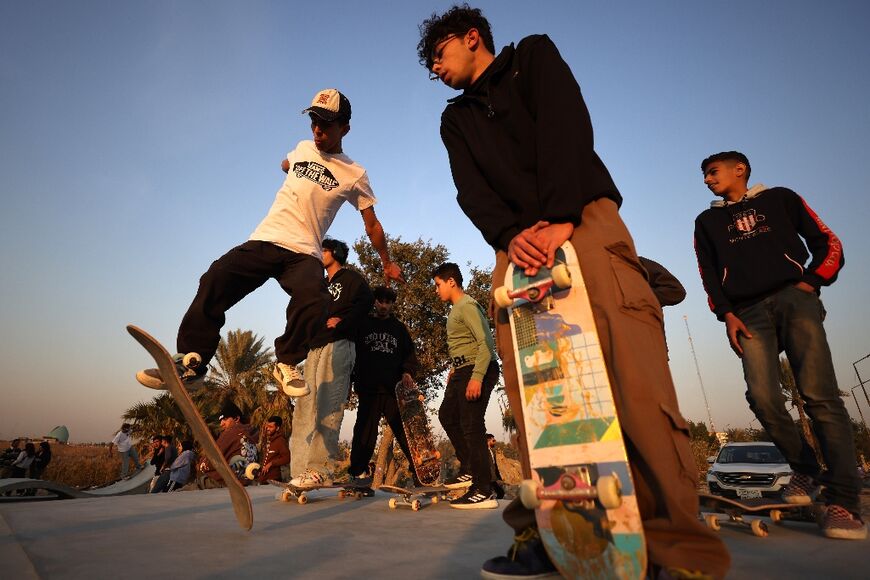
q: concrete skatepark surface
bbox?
[0,485,866,579]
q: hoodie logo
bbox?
[728,208,770,242]
[293,161,339,191]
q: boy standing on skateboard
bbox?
[432,262,500,509]
[347,285,421,486]
[694,151,865,540]
[290,238,373,487]
[417,6,729,577]
[136,89,403,396]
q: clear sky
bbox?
[2,1,869,443]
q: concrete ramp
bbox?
[0,466,153,501]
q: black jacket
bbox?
[353,314,419,395]
[440,34,621,251]
[694,185,844,319]
[310,268,374,348]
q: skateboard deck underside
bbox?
[395,382,441,485]
[698,493,817,516]
[505,245,645,578]
[127,325,253,530]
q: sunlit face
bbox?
[433,276,453,302]
[430,33,476,89]
[703,160,746,199]
[219,416,238,431]
[374,298,394,318]
[310,115,349,154]
[322,248,336,269]
[265,422,278,437]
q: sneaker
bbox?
[136,353,206,392]
[273,363,309,397]
[819,504,867,540]
[289,469,330,488]
[444,473,473,489]
[346,472,373,487]
[781,472,820,505]
[480,527,560,579]
[450,486,498,510]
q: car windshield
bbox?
[716,445,786,464]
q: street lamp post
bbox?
[851,385,868,428]
[853,353,870,412]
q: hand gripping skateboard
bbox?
[698,493,819,537]
[127,325,253,530]
[395,379,441,486]
[495,243,645,579]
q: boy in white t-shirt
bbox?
[136,89,403,396]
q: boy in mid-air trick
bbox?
[136,89,403,396]
[418,5,729,578]
[694,151,864,540]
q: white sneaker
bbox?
[290,469,330,488]
[273,363,309,397]
[136,353,205,392]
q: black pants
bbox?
[349,392,415,481]
[439,362,499,490]
[178,240,329,367]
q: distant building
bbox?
[45,425,69,444]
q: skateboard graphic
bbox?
[127,325,253,530]
[698,493,819,537]
[379,484,456,511]
[395,379,441,486]
[495,243,645,579]
[269,480,374,504]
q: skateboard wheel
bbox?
[244,463,260,481]
[280,490,292,503]
[338,490,347,499]
[431,495,440,504]
[519,479,542,509]
[551,264,572,289]
[596,474,622,509]
[750,519,769,537]
[494,286,513,309]
[704,514,721,531]
[770,509,783,524]
[298,493,308,505]
[388,497,398,509]
[182,352,202,369]
[411,499,421,511]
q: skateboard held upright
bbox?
[127,324,253,530]
[495,243,645,579]
[395,379,441,486]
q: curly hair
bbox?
[417,4,495,70]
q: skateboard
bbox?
[379,484,455,511]
[127,325,253,530]
[395,379,441,486]
[269,480,374,504]
[698,493,819,537]
[495,243,645,579]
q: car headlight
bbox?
[773,472,792,481]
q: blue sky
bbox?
[1,1,869,442]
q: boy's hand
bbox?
[724,312,752,356]
[383,260,406,284]
[534,222,574,269]
[508,221,549,275]
[281,158,290,173]
[466,378,482,401]
[326,317,342,329]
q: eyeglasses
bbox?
[428,34,458,80]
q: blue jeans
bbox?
[736,285,861,512]
[118,447,141,478]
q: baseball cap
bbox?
[302,88,351,122]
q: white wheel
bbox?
[596,474,622,509]
[182,352,202,369]
[411,499,421,511]
[704,514,721,531]
[244,463,260,480]
[770,509,783,524]
[494,286,513,308]
[519,479,542,509]
[388,497,398,509]
[298,493,308,505]
[551,264,572,289]
[750,519,769,537]
[280,490,292,503]
[431,495,440,504]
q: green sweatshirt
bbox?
[447,294,496,380]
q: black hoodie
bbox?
[694,184,844,319]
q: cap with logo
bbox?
[302,89,351,122]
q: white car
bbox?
[706,442,792,500]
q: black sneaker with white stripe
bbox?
[444,473,473,489]
[450,486,498,510]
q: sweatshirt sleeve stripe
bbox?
[800,198,843,282]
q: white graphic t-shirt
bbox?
[249,140,376,260]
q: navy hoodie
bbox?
[694,185,844,319]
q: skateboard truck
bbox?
[494,263,572,309]
[520,471,622,511]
